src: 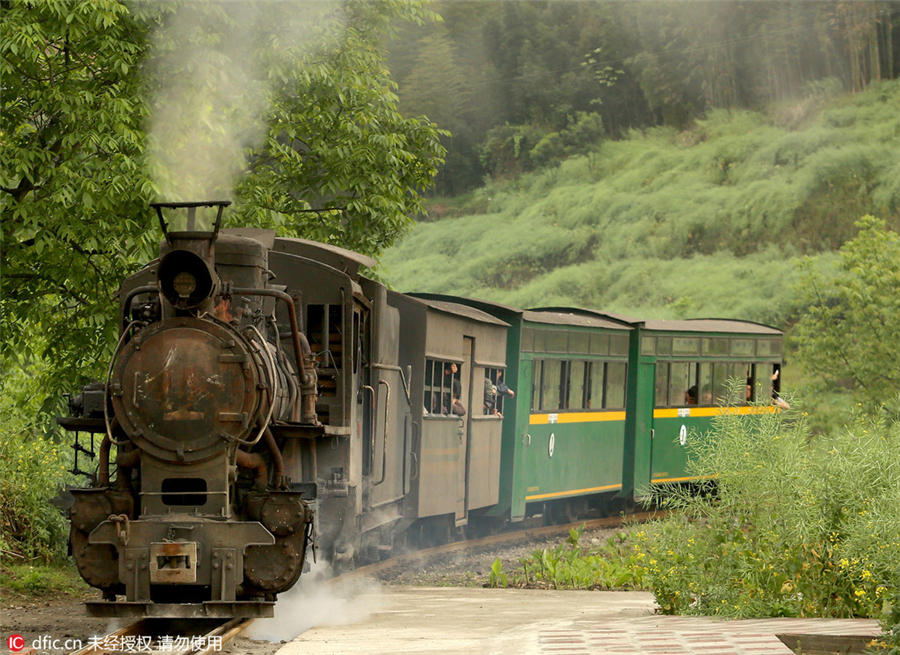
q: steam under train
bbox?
[60,201,785,619]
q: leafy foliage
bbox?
[0,362,73,561]
[1,0,158,393]
[793,216,900,412]
[2,0,445,396]
[234,0,447,255]
[1,562,90,597]
[511,525,646,591]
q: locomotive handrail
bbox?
[362,385,376,476]
[371,363,411,405]
[374,379,390,486]
[104,321,143,449]
[120,285,159,331]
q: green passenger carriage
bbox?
[410,296,784,525]
[535,310,785,500]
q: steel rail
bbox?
[341,510,667,582]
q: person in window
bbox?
[496,370,515,400]
[771,369,790,409]
[443,363,465,415]
[493,370,515,417]
[685,385,698,405]
[483,377,496,414]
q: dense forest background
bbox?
[389,0,899,195]
[383,0,900,328]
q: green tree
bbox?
[398,28,472,195]
[232,0,447,254]
[2,0,446,395]
[794,216,900,410]
[1,0,157,394]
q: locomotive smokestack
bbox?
[152,201,229,313]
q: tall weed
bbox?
[514,526,646,591]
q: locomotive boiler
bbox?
[62,202,319,618]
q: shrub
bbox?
[514,525,646,590]
[0,364,74,561]
[638,394,900,643]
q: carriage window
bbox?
[729,362,752,404]
[657,337,673,355]
[521,328,534,352]
[541,360,563,410]
[759,363,774,402]
[424,359,461,415]
[731,339,755,357]
[533,329,547,353]
[655,363,668,406]
[567,361,587,410]
[610,334,629,357]
[697,364,713,406]
[569,332,589,355]
[757,339,782,356]
[586,361,604,409]
[712,362,730,404]
[605,362,627,409]
[642,336,656,356]
[531,360,541,411]
[547,331,568,353]
[672,337,699,355]
[703,338,729,356]
[669,362,692,407]
[482,367,509,416]
[590,333,609,355]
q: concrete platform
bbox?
[275,587,881,655]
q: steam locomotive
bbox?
[61,202,785,619]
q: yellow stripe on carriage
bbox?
[526,483,623,501]
[653,405,778,419]
[529,411,626,425]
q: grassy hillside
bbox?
[381,80,900,326]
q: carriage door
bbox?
[634,362,656,495]
[455,337,474,525]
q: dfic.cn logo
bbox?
[7,634,25,652]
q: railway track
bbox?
[68,510,661,653]
[345,510,664,581]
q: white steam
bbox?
[145,1,339,202]
[246,562,383,642]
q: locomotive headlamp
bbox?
[151,201,230,312]
[172,271,197,298]
[158,248,216,310]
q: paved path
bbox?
[273,587,881,655]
